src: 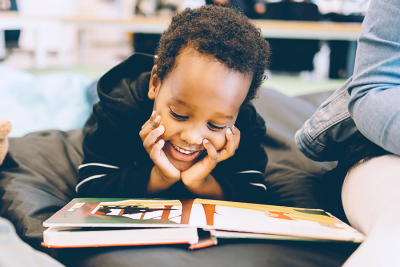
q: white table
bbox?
[0,12,362,68]
[60,16,361,68]
[254,20,361,40]
[60,15,362,40]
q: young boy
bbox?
[77,5,271,204]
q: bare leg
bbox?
[341,155,400,266]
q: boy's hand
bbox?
[139,111,180,182]
[181,126,240,188]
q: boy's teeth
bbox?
[172,144,196,154]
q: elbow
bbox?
[348,87,400,155]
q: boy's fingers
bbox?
[231,125,240,150]
[141,120,152,130]
[139,115,161,140]
[203,139,218,167]
[219,127,240,161]
[141,111,156,130]
[149,139,165,161]
[225,127,236,155]
[217,127,235,161]
[139,125,152,140]
[143,125,165,149]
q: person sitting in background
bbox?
[206,0,267,19]
[296,0,400,265]
[263,0,321,73]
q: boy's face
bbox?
[148,49,252,171]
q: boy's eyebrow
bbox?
[171,98,233,119]
[214,113,234,120]
[171,98,197,109]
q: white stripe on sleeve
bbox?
[235,170,264,175]
[249,183,267,190]
[75,174,107,192]
[78,163,120,169]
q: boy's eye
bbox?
[169,107,226,131]
[207,123,226,131]
[169,108,188,121]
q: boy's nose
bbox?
[180,128,204,147]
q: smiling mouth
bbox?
[171,143,198,154]
[165,141,203,162]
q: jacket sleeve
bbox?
[77,99,155,198]
[211,103,268,204]
[294,78,359,162]
[76,70,156,198]
[347,0,400,156]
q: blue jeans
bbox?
[296,0,400,161]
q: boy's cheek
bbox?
[210,135,228,151]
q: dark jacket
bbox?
[77,53,268,204]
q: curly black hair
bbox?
[154,5,271,105]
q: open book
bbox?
[42,198,365,249]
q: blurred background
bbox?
[0,0,369,137]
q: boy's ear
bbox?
[148,65,161,100]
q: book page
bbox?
[190,199,364,242]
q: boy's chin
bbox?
[170,159,194,171]
[165,153,195,171]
